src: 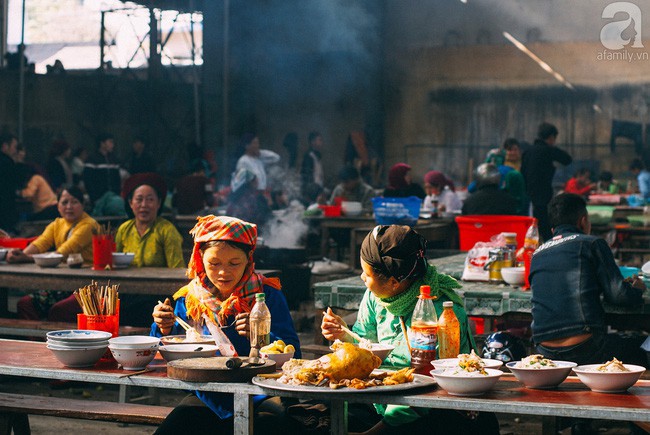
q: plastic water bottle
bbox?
[438,301,460,359]
[410,285,439,375]
[248,293,271,362]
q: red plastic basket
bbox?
[454,215,535,251]
[318,205,342,217]
[0,237,37,250]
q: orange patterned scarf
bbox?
[174,215,280,323]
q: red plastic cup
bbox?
[92,234,115,270]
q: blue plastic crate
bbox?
[372,196,421,226]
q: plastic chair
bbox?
[455,215,535,251]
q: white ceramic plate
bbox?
[46,330,113,342]
[252,372,436,394]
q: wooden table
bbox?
[0,263,278,316]
[2,339,650,435]
[313,253,650,325]
[307,215,457,266]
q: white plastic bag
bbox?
[202,313,237,357]
[461,233,507,282]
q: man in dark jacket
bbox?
[83,133,122,205]
[521,122,572,241]
[0,133,18,232]
[530,193,646,366]
[462,163,517,215]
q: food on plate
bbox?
[164,334,213,344]
[515,354,557,369]
[261,340,295,354]
[456,350,487,374]
[595,358,630,372]
[185,327,203,343]
[277,341,409,389]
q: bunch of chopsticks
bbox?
[93,223,113,237]
[74,280,119,315]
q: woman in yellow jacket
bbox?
[7,187,99,321]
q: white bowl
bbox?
[48,344,107,368]
[47,338,109,348]
[367,343,396,362]
[573,364,645,393]
[158,344,219,362]
[47,342,109,351]
[112,252,135,268]
[261,351,295,369]
[506,361,577,389]
[0,248,7,261]
[47,330,113,342]
[108,335,160,349]
[341,201,363,216]
[642,261,650,276]
[160,335,215,346]
[432,358,503,370]
[109,346,158,370]
[32,252,64,268]
[431,368,503,396]
[501,267,525,286]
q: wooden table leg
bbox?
[330,399,348,435]
[233,391,253,435]
[321,226,331,258]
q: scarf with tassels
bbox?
[378,265,463,317]
[174,215,281,324]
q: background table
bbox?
[313,253,650,327]
[0,264,278,316]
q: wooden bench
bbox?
[0,392,172,434]
[0,319,150,338]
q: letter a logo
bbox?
[601,2,644,50]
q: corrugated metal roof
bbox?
[120,1,203,13]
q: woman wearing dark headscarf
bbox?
[151,215,300,434]
[383,163,425,199]
[423,170,462,213]
[322,225,498,434]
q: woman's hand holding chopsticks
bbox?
[321,307,355,342]
[153,298,174,335]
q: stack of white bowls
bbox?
[46,330,112,368]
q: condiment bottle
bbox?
[66,253,83,269]
[502,232,518,253]
[409,285,439,375]
[248,293,271,363]
[522,219,539,290]
[437,301,460,359]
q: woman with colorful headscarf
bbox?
[422,170,462,213]
[151,215,300,434]
[321,225,498,434]
[383,163,425,199]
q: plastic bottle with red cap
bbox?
[409,285,439,375]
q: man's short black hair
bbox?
[537,122,559,141]
[338,166,359,181]
[599,171,613,183]
[308,131,321,145]
[503,138,519,150]
[96,133,114,147]
[630,158,645,171]
[0,133,17,146]
[548,193,587,228]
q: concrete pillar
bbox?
[201,1,225,163]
